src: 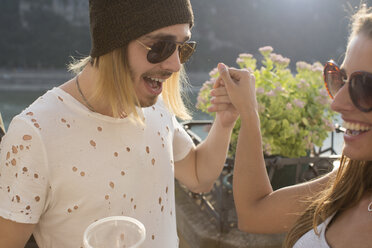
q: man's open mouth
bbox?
[143,76,166,95]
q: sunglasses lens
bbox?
[324,63,344,99]
[349,73,372,112]
[146,41,196,64]
[147,41,177,64]
[179,42,196,64]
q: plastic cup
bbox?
[83,216,146,248]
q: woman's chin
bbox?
[343,146,372,161]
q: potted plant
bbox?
[196,46,336,188]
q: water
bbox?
[0,89,46,129]
[0,71,344,156]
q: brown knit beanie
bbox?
[89,0,194,58]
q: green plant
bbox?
[196,46,336,158]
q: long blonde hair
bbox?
[284,4,372,247]
[68,46,191,123]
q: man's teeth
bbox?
[148,77,165,83]
[144,76,164,89]
[343,121,371,135]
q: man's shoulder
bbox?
[16,87,68,124]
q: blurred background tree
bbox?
[1,0,371,76]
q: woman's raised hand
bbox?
[217,63,258,115]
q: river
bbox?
[0,69,343,155]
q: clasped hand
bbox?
[208,63,258,122]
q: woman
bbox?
[215,5,372,247]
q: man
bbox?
[0,0,238,247]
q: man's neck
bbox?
[60,65,115,117]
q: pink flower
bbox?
[274,82,284,92]
[311,62,323,72]
[200,81,212,91]
[202,78,216,89]
[282,57,290,66]
[209,67,219,77]
[298,79,309,89]
[239,53,253,59]
[296,61,311,70]
[200,85,208,92]
[263,143,272,155]
[256,87,265,94]
[209,78,217,85]
[236,57,245,64]
[286,103,293,110]
[293,99,305,108]
[259,46,274,56]
[267,90,276,97]
[196,95,206,105]
[196,95,208,109]
[315,96,329,105]
[319,88,329,97]
[323,119,335,131]
[270,53,280,62]
[270,53,290,67]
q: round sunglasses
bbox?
[136,39,196,64]
[324,60,372,112]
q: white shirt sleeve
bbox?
[171,116,195,162]
[0,116,49,224]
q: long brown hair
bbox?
[284,157,372,247]
[284,5,372,247]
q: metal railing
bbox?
[180,120,343,233]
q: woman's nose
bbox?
[330,83,355,113]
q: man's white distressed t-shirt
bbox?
[0,87,194,248]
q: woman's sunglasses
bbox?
[324,60,372,112]
[136,39,197,64]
